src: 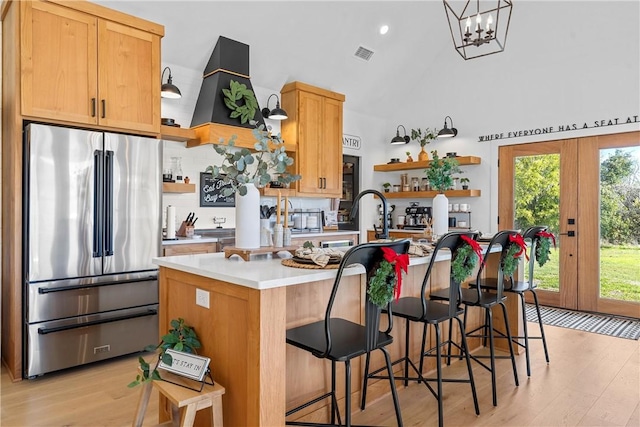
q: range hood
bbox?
[189,36,265,147]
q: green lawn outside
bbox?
[528,245,640,302]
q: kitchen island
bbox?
[153,245,517,426]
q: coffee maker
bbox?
[404,203,432,229]
[378,204,395,230]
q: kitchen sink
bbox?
[197,228,235,238]
[196,228,235,249]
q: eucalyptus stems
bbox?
[206,123,301,197]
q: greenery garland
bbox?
[128,318,201,388]
[451,244,479,284]
[501,243,521,277]
[535,236,553,267]
[368,260,397,308]
[222,80,258,124]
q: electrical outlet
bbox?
[196,288,210,308]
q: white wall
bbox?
[382,1,640,234]
[159,1,639,236]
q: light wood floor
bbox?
[2,323,639,427]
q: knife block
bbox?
[176,222,194,238]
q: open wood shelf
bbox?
[378,189,481,199]
[259,187,297,197]
[162,182,196,193]
[159,125,198,144]
[373,156,481,172]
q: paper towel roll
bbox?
[166,205,176,239]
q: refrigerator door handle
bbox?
[105,150,114,256]
[93,150,104,258]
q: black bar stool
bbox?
[361,232,480,427]
[430,230,520,407]
[470,226,551,376]
[285,239,411,427]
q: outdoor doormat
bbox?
[525,304,640,340]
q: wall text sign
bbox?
[343,134,361,150]
[478,115,639,142]
[200,172,235,207]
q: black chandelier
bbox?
[443,0,513,60]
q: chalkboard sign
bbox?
[200,172,235,207]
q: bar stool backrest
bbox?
[522,225,550,291]
[321,239,411,357]
[418,231,479,319]
[472,229,520,303]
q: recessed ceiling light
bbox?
[379,25,389,35]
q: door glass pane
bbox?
[514,154,560,292]
[599,147,640,302]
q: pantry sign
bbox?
[343,134,361,150]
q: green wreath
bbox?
[222,80,258,124]
[535,236,552,267]
[451,244,479,284]
[368,260,397,308]
[501,243,521,277]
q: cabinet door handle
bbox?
[101,99,106,118]
[91,98,96,117]
[318,178,322,189]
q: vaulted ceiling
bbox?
[95,1,468,119]
[95,1,639,129]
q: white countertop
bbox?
[161,230,359,246]
[153,249,450,291]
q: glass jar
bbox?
[172,157,183,183]
[421,178,430,191]
[411,177,420,191]
[401,173,409,186]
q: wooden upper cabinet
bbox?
[281,82,345,198]
[21,1,98,125]
[19,1,161,134]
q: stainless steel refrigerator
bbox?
[23,123,162,378]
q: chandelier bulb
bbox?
[486,15,493,31]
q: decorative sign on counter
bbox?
[343,134,361,150]
[478,114,639,142]
[200,172,235,207]
[158,348,211,382]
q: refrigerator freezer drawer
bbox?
[28,273,158,323]
[26,306,158,378]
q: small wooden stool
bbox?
[133,376,225,427]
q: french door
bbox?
[499,131,639,318]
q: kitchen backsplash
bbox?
[161,141,331,231]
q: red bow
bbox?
[509,233,529,260]
[381,247,409,301]
[536,230,557,248]
[461,235,484,266]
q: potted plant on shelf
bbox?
[128,318,201,388]
[460,177,470,190]
[406,151,414,162]
[426,150,462,236]
[382,182,391,193]
[410,127,438,161]
[206,122,301,249]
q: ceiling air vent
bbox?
[354,46,374,61]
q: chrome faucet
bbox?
[350,189,389,240]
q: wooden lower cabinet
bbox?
[162,242,218,256]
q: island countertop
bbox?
[153,248,453,290]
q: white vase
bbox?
[235,183,261,249]
[432,193,449,237]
